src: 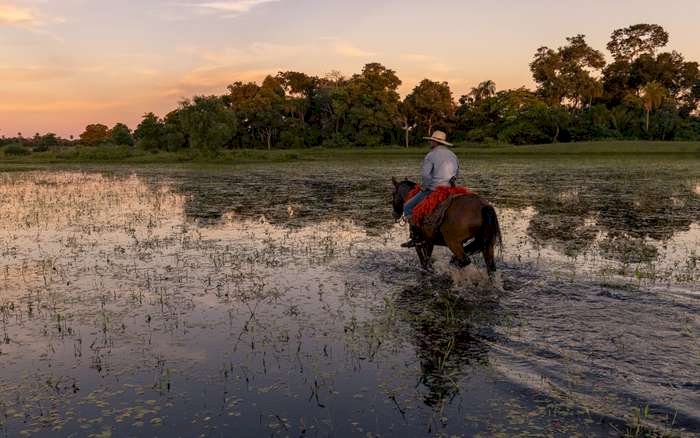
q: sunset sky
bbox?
[1,0,699,137]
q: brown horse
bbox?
[391,177,502,274]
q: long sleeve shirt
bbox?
[421,146,460,191]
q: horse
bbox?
[391,177,502,274]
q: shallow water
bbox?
[0,156,698,437]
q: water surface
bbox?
[0,156,698,436]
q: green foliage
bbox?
[607,24,669,62]
[67,144,136,160]
[342,63,402,146]
[31,133,60,152]
[178,95,236,153]
[320,133,353,148]
[13,24,700,154]
[226,77,285,149]
[640,81,666,133]
[80,124,110,146]
[530,34,606,107]
[134,113,163,150]
[469,80,496,102]
[404,79,454,140]
[110,123,134,146]
[3,143,31,156]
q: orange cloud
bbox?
[0,66,71,81]
[0,3,37,25]
[179,66,275,90]
[0,99,127,112]
[334,42,377,58]
[192,0,281,17]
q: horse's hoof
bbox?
[450,256,471,268]
[421,265,435,275]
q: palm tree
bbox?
[640,81,666,133]
[469,80,496,102]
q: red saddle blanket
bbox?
[406,185,477,225]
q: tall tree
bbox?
[530,35,606,108]
[344,63,401,146]
[134,113,164,150]
[162,109,187,151]
[315,71,349,137]
[607,24,669,62]
[178,96,236,153]
[404,79,454,137]
[255,76,286,150]
[79,124,110,146]
[228,77,286,150]
[110,123,134,146]
[469,80,496,102]
[640,81,666,132]
[275,71,318,125]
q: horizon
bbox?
[1,0,699,137]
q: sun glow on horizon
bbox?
[1,0,699,137]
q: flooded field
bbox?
[0,156,698,437]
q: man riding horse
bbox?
[401,130,459,248]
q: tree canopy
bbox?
[13,23,699,153]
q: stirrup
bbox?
[401,239,417,248]
[402,224,424,248]
[401,238,425,248]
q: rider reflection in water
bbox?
[401,130,460,248]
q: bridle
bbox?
[392,181,411,224]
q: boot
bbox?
[401,225,424,248]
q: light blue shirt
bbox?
[421,146,459,191]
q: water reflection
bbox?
[154,159,700,264]
[0,161,698,436]
[396,281,492,408]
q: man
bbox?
[401,130,460,248]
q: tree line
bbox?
[2,23,699,154]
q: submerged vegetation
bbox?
[0,158,697,436]
[2,24,700,159]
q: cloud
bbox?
[334,42,376,58]
[0,99,127,112]
[192,0,281,16]
[400,53,434,62]
[179,66,274,90]
[197,42,309,65]
[171,41,313,92]
[0,66,71,81]
[0,3,39,26]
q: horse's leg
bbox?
[482,241,497,275]
[424,243,434,271]
[446,238,470,268]
[415,246,427,270]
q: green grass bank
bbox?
[1,141,699,166]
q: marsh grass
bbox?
[1,141,699,166]
[0,165,697,436]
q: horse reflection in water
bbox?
[395,279,498,411]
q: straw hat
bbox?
[423,130,453,146]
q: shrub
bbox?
[73,144,135,160]
[3,144,31,156]
[321,133,353,148]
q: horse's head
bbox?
[391,177,416,222]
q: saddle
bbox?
[420,194,473,240]
[407,185,478,240]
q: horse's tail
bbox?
[481,204,503,257]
